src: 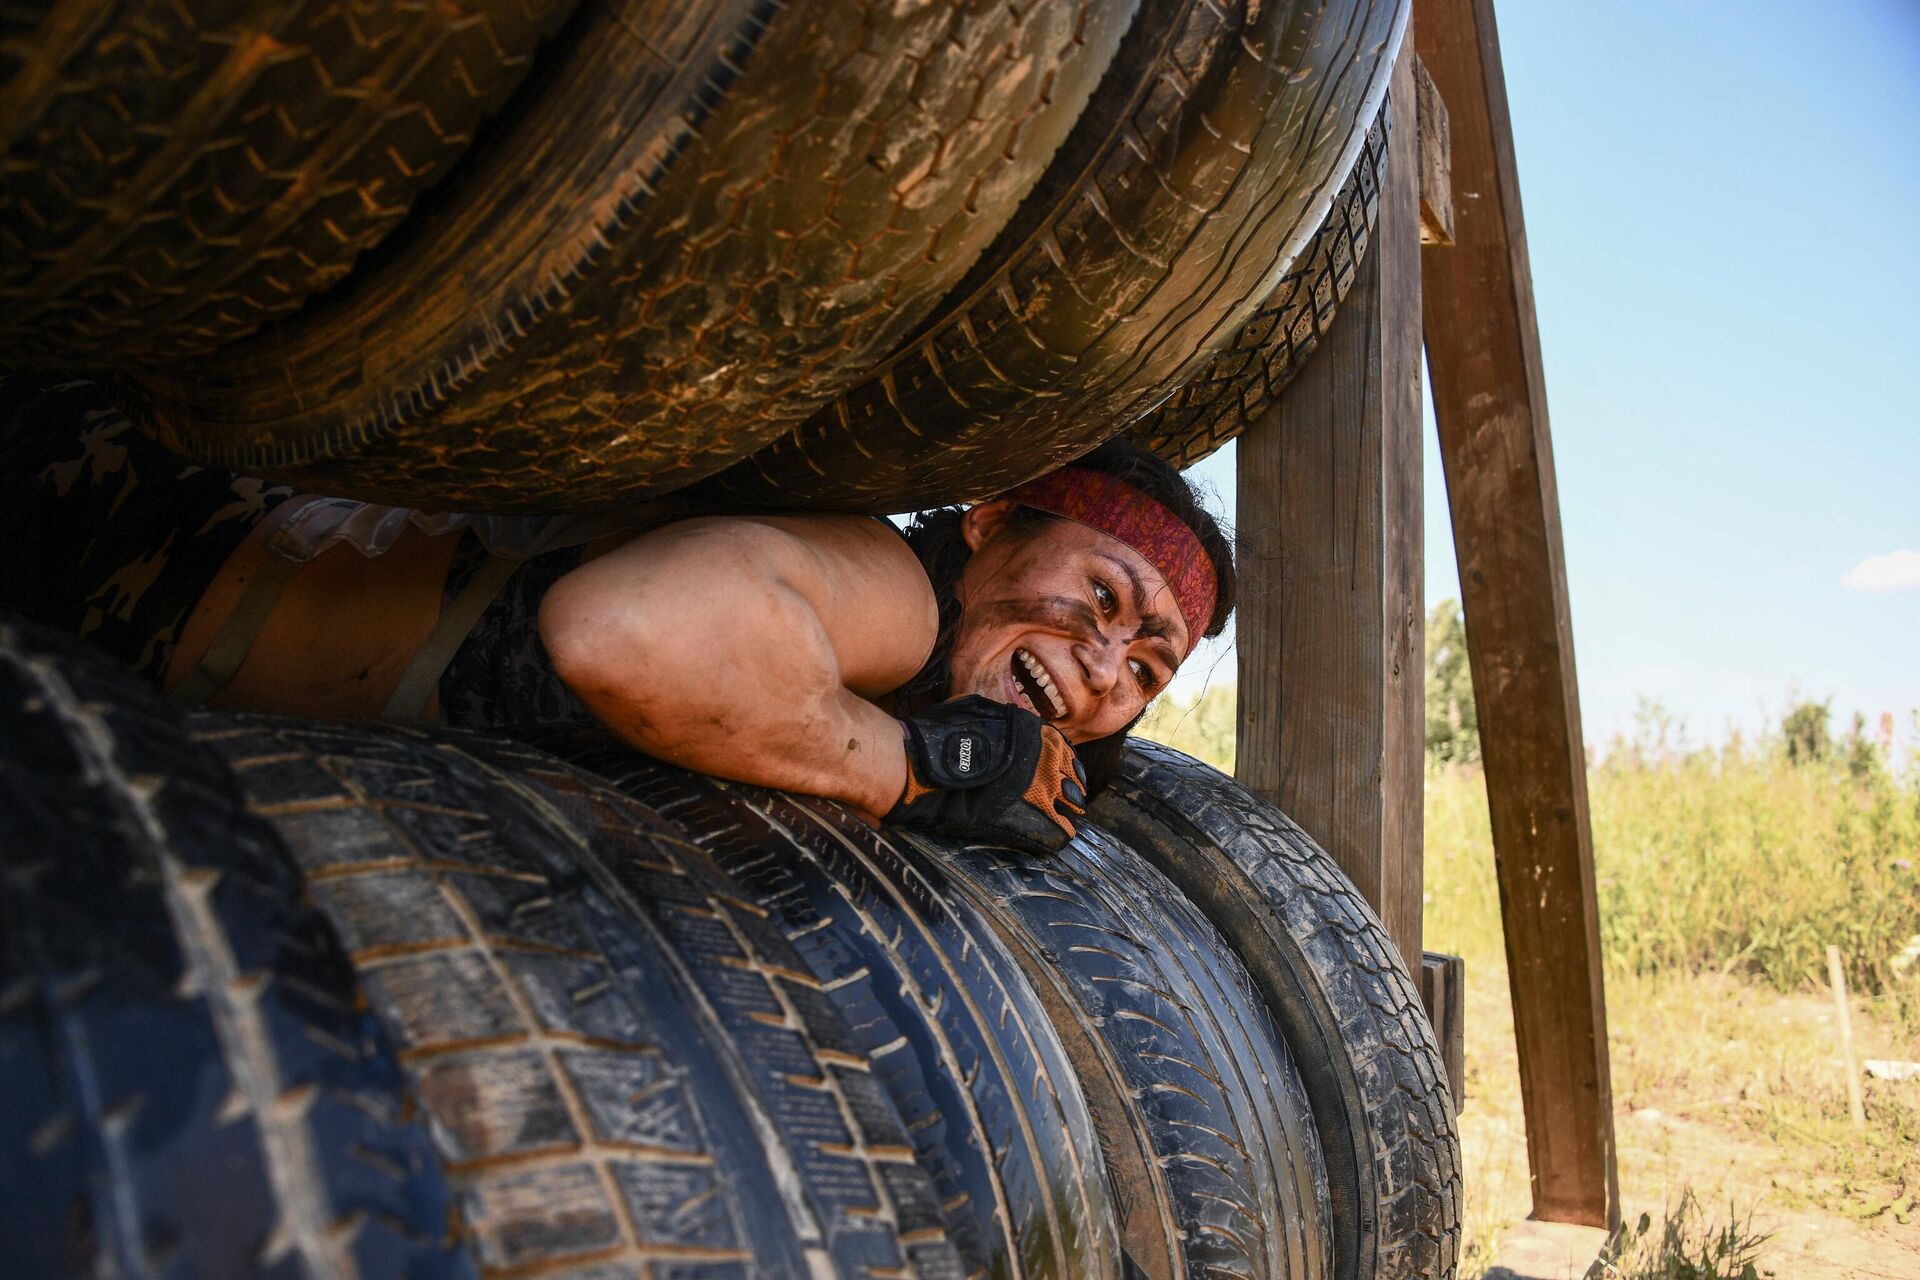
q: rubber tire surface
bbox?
[0,0,577,361]
[0,617,466,1279]
[933,822,1333,1280]
[1091,741,1463,1280]
[538,731,1124,1280]
[193,714,969,1279]
[1128,107,1387,469]
[689,0,1405,512]
[116,0,1137,512]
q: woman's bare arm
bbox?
[539,514,936,817]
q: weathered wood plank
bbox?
[1421,951,1466,1113]
[1414,54,1455,246]
[1414,0,1621,1231]
[1235,46,1424,968]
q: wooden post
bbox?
[1414,0,1621,1231]
[1422,951,1467,1112]
[1827,945,1867,1129]
[1235,45,1424,969]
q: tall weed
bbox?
[1584,716,1920,1015]
[1142,686,1920,1018]
[1598,1193,1771,1280]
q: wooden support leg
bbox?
[1415,0,1621,1232]
[1235,46,1424,969]
[1422,951,1467,1112]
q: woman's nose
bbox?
[1076,637,1122,696]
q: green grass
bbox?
[1599,1193,1772,1280]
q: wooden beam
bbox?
[1414,55,1455,246]
[1235,45,1424,968]
[1421,951,1466,1113]
[1414,0,1621,1232]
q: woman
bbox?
[2,376,1234,850]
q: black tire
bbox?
[0,617,467,1279]
[113,0,1137,512]
[1090,741,1463,1280]
[0,0,579,361]
[536,731,1125,1280]
[931,824,1334,1280]
[688,0,1405,512]
[192,716,970,1279]
[1128,108,1387,469]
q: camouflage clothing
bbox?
[0,375,602,727]
[435,534,594,729]
[0,376,293,681]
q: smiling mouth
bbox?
[1012,648,1067,721]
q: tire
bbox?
[0,617,466,1279]
[931,824,1334,1280]
[1090,741,1463,1280]
[192,716,969,1279]
[112,0,1137,512]
[0,0,579,362]
[686,0,1406,512]
[536,730,1125,1280]
[1128,107,1387,469]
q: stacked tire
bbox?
[6,2,1456,1274]
[2,0,1402,511]
[0,619,1459,1278]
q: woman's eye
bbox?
[1092,579,1117,613]
[1130,659,1158,691]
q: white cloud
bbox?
[1841,549,1920,593]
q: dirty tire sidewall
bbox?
[1091,741,1464,1280]
[934,824,1336,1280]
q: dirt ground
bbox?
[1458,969,1920,1278]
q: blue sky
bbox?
[1176,0,1920,750]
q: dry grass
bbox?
[1137,690,1920,1277]
[1428,741,1920,1278]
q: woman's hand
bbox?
[886,695,1088,853]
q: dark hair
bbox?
[896,438,1236,796]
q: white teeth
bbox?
[1016,649,1068,719]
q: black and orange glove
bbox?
[885,695,1087,853]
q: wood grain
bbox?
[1414,54,1455,246]
[1414,0,1620,1232]
[1235,45,1424,971]
[1421,951,1466,1114]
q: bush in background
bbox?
[1426,598,1480,766]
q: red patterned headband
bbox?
[1001,466,1217,647]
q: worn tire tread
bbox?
[1128,108,1387,468]
[0,618,463,1280]
[0,0,577,360]
[193,714,965,1279]
[938,826,1333,1280]
[530,729,1121,1280]
[1093,740,1463,1280]
[693,0,1403,511]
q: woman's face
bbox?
[945,500,1195,743]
